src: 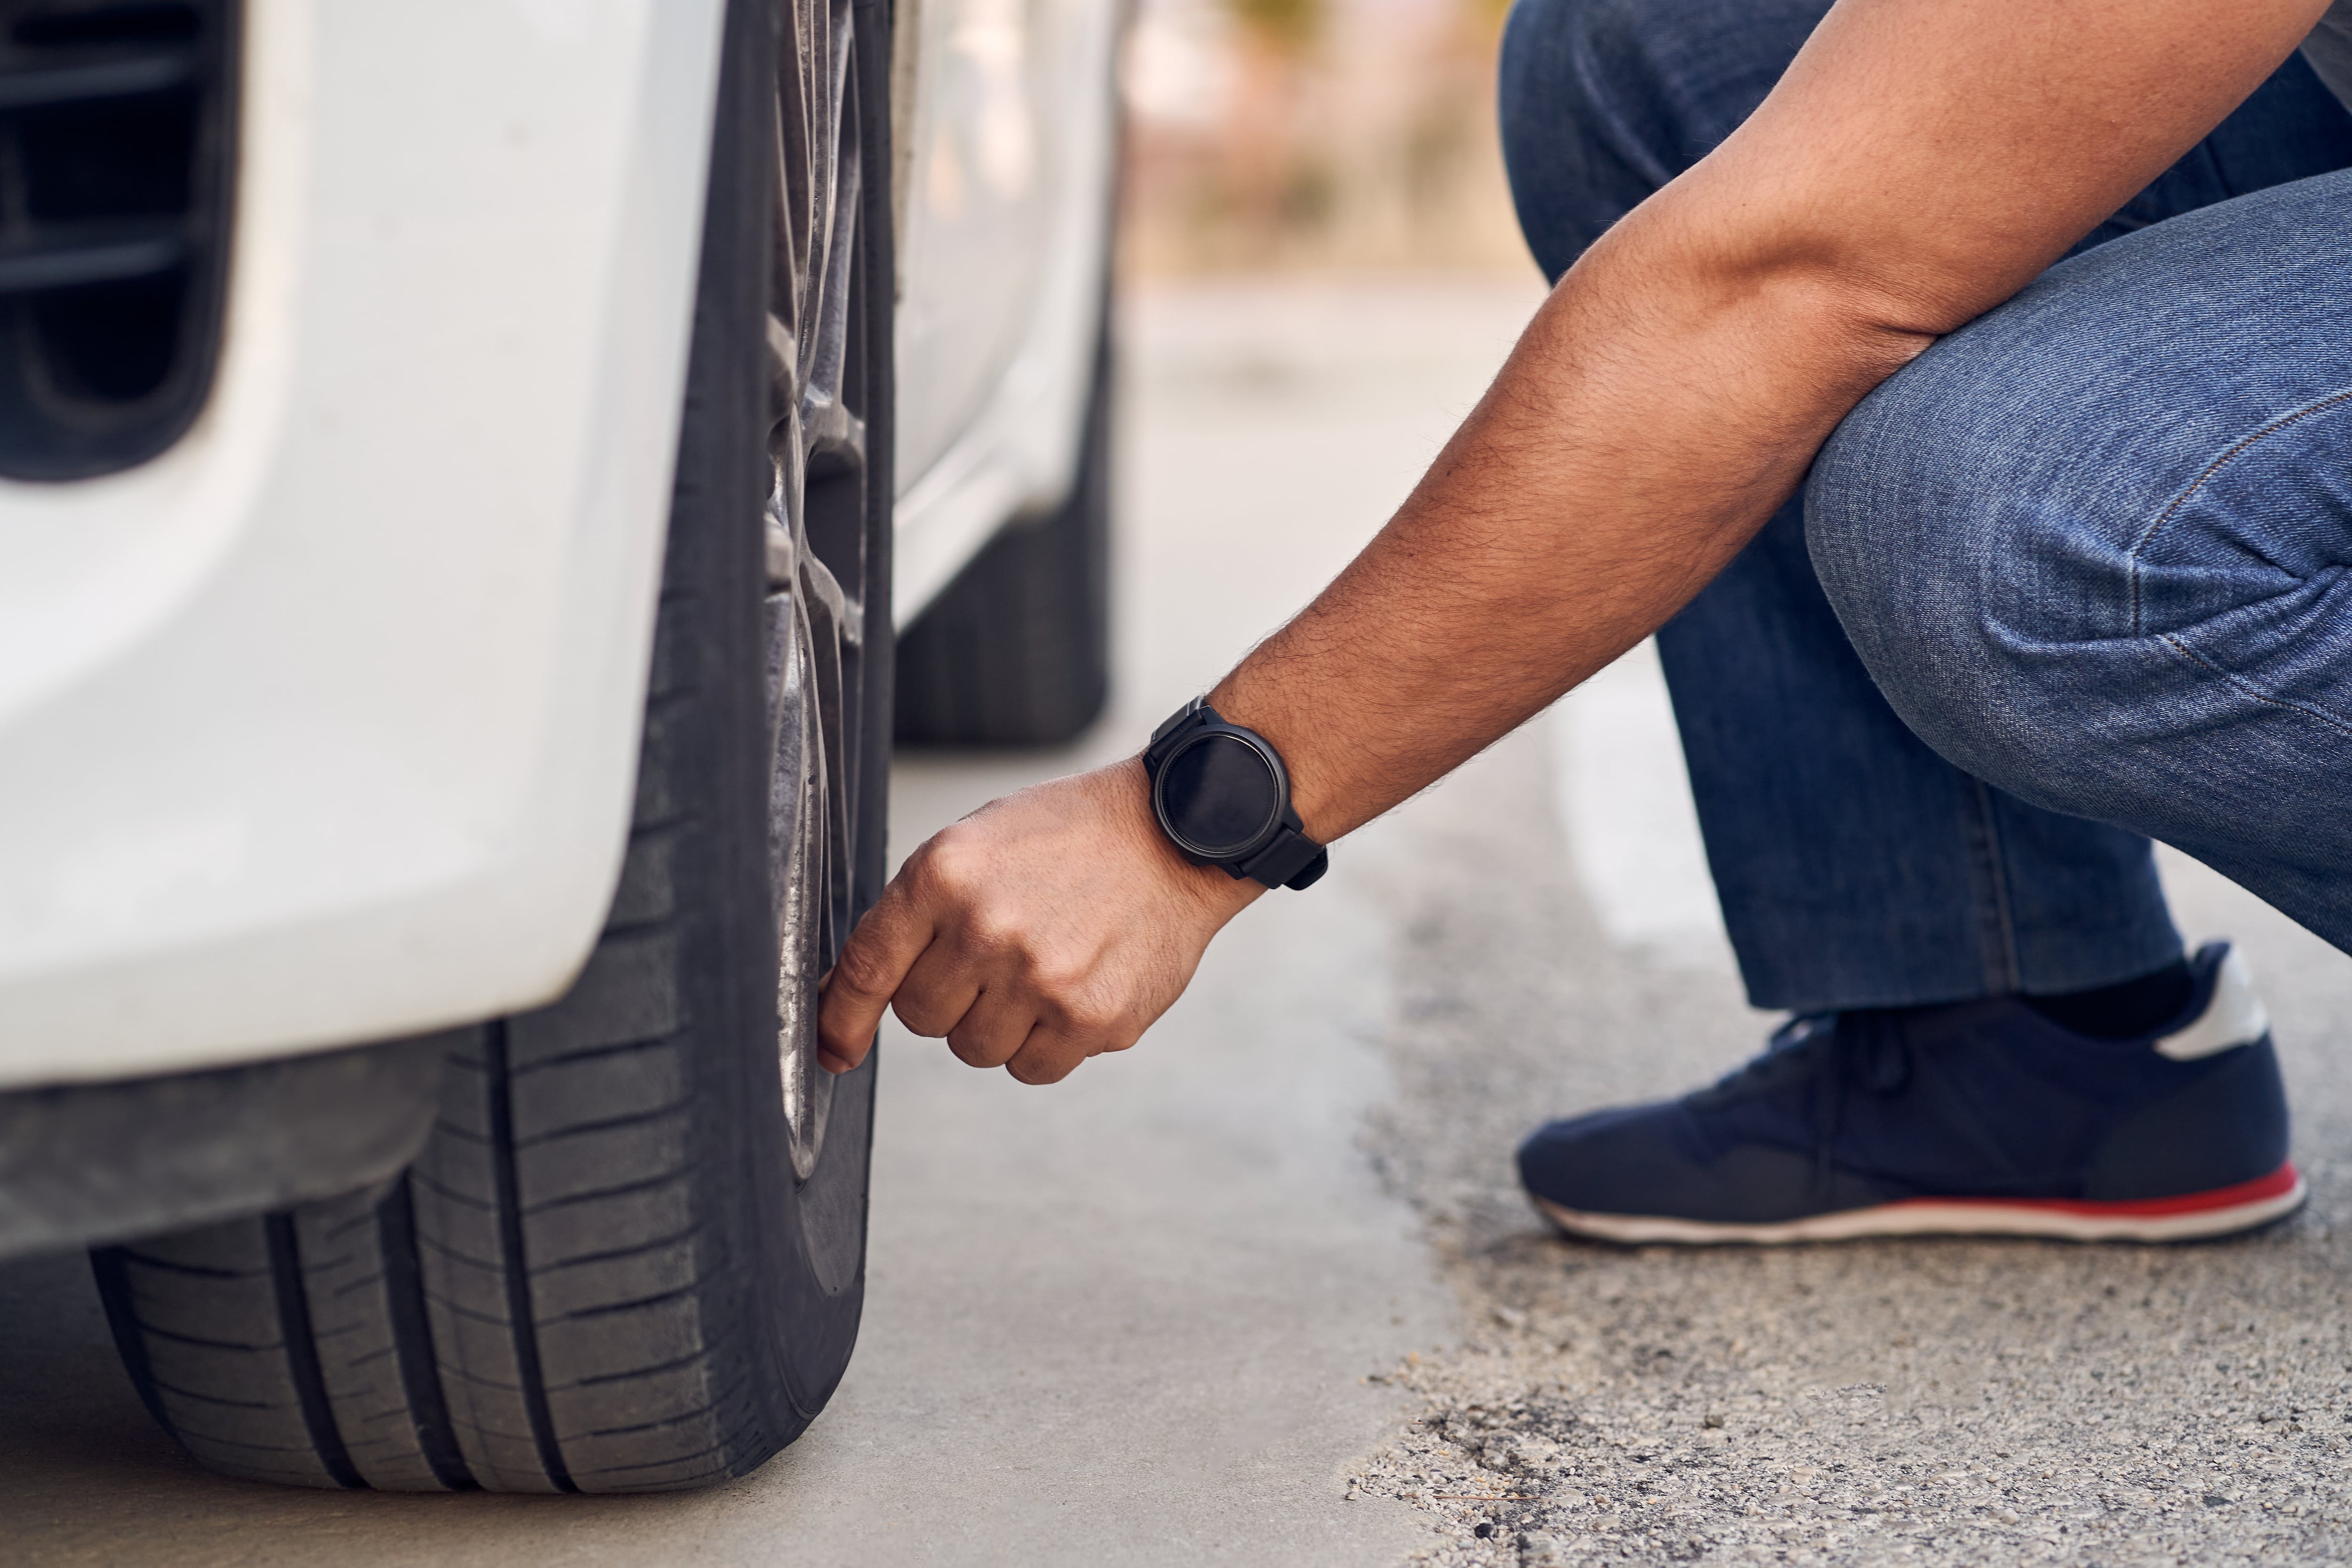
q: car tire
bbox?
[892,315,1113,748]
[88,0,894,1494]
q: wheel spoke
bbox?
[764,311,797,423]
[770,63,810,354]
[803,395,866,483]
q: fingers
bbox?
[943,985,1037,1071]
[1001,1026,1080,1086]
[890,936,986,1042]
[882,901,1135,1077]
[1002,974,1146,1084]
[816,878,936,1073]
[817,763,1249,1085]
[1000,1012,1139,1086]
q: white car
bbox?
[0,0,1121,1493]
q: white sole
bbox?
[1532,1163,2307,1245]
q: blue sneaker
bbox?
[1518,942,2303,1244]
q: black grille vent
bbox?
[0,0,235,480]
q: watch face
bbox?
[1157,732,1281,859]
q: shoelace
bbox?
[1704,1011,1916,1199]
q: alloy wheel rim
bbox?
[765,0,866,1184]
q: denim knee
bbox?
[1801,351,2102,824]
[1804,172,2352,846]
[1498,0,1827,279]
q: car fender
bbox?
[0,0,726,1088]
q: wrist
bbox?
[1200,680,1336,844]
[1111,756,1263,922]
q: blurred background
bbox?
[11,7,2350,1562]
[1120,0,1530,275]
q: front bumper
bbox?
[0,0,726,1090]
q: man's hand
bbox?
[816,760,1261,1084]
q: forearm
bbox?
[1205,0,2329,846]
[1209,208,1930,842]
[818,0,2329,1085]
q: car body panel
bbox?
[891,0,1120,621]
[0,0,1122,1092]
[0,0,725,1087]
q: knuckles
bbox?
[910,826,990,899]
[1024,952,1094,1005]
[956,898,1029,956]
[946,1023,1020,1069]
[1005,1049,1080,1086]
[949,1039,1002,1069]
[891,994,960,1039]
[1042,985,1121,1039]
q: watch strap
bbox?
[1235,820,1329,891]
[1143,696,1208,774]
[1148,694,1207,748]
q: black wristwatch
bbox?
[1141,697,1328,891]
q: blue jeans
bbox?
[1500,0,2352,1012]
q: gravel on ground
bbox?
[1340,720,2352,1568]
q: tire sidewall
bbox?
[696,0,893,1439]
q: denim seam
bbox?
[2127,385,2352,636]
[2155,631,2352,742]
[1962,776,2024,994]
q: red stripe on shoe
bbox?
[1880,1162,2301,1220]
[1531,1163,2306,1245]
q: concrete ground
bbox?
[0,276,1519,1567]
[7,275,2352,1567]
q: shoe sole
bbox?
[1532,1162,2306,1245]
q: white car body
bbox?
[0,0,1119,1091]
